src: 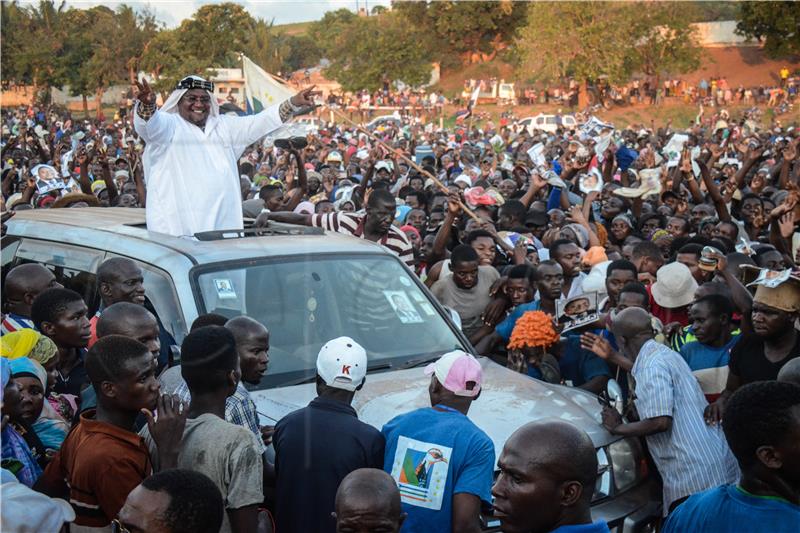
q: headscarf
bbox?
[394,205,412,224]
[564,223,589,249]
[1,359,42,487]
[8,358,68,451]
[159,75,220,119]
[400,225,420,240]
[1,330,57,366]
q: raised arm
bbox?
[226,86,318,152]
[279,148,308,212]
[697,159,731,222]
[519,172,547,209]
[430,193,461,264]
[132,78,176,145]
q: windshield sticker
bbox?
[213,278,237,300]
[389,435,452,510]
[399,276,412,287]
[383,290,424,324]
[410,292,426,303]
[419,303,436,316]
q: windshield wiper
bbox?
[401,355,441,370]
[281,363,394,387]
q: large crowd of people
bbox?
[2,69,800,533]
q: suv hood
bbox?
[250,357,616,461]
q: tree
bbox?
[515,2,702,106]
[394,0,527,66]
[0,1,71,98]
[736,1,800,58]
[628,3,702,80]
[179,3,256,67]
[322,12,432,91]
[515,3,633,85]
[308,8,358,52]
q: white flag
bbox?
[242,54,294,113]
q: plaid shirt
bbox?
[173,380,265,453]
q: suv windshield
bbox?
[194,254,466,389]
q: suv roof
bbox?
[7,208,391,265]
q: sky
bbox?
[20,0,392,27]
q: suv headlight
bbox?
[608,438,646,493]
[592,448,612,502]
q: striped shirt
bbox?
[632,340,739,514]
[311,212,414,268]
[1,313,36,336]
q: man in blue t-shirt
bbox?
[474,261,562,355]
[493,420,610,533]
[382,351,494,533]
[663,381,800,532]
[680,295,740,402]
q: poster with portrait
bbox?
[555,292,599,333]
[578,168,602,194]
[383,290,423,324]
[31,164,66,195]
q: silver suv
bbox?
[3,208,660,531]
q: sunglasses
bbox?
[111,519,130,533]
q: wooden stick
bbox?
[325,106,481,222]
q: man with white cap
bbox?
[133,76,316,237]
[273,336,385,533]
[381,350,494,533]
[649,261,698,328]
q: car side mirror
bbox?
[607,379,624,415]
[444,306,462,330]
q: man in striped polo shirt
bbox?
[601,307,739,516]
[2,264,62,335]
[256,188,414,268]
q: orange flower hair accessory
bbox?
[507,310,560,350]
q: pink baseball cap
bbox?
[425,351,482,398]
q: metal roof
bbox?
[6,208,390,265]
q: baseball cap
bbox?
[425,350,482,398]
[316,336,367,391]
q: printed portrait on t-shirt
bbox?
[390,436,452,510]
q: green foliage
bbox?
[321,12,432,92]
[393,0,527,66]
[308,8,358,52]
[515,1,702,84]
[737,1,800,58]
[628,2,702,77]
[690,1,740,22]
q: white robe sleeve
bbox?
[220,103,284,158]
[133,102,176,145]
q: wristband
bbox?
[136,100,157,121]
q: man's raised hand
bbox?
[134,77,155,105]
[290,85,319,109]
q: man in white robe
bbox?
[133,75,315,237]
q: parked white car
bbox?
[519,113,578,134]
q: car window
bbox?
[140,266,187,343]
[104,254,187,344]
[194,254,465,389]
[536,117,544,125]
[546,117,557,124]
[13,240,105,312]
